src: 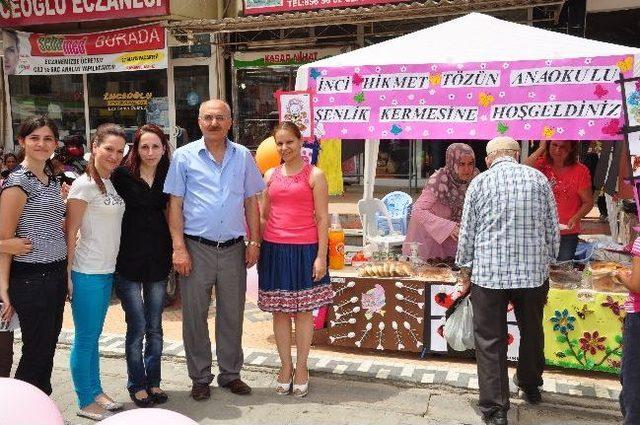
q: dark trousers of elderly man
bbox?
[472,280,549,420]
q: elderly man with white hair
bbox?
[455,136,560,425]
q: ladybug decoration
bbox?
[434,292,454,309]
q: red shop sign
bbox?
[28,24,165,56]
[243,0,408,15]
[0,0,169,28]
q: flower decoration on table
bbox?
[579,331,606,355]
[551,309,576,333]
[549,297,624,372]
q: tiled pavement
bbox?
[23,329,621,409]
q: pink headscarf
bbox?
[425,143,479,222]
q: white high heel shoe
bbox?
[275,369,294,395]
[292,370,309,398]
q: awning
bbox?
[168,0,566,33]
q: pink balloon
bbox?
[0,378,64,425]
[99,408,198,424]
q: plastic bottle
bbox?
[328,213,345,270]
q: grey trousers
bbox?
[471,281,548,418]
[181,238,246,386]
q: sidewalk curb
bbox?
[38,330,621,418]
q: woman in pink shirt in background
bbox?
[258,121,333,398]
[403,143,478,262]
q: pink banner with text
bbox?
[307,55,634,140]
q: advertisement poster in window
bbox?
[2,23,167,76]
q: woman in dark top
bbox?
[111,124,172,407]
[0,116,67,394]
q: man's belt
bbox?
[184,234,244,249]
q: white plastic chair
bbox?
[357,198,406,248]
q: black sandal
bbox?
[129,391,154,408]
[148,389,168,404]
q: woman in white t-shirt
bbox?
[66,123,126,421]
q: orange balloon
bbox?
[255,136,281,174]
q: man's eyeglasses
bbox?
[199,114,228,123]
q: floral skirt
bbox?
[257,241,333,313]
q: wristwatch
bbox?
[247,240,261,248]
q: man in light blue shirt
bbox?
[456,136,559,425]
[164,99,265,400]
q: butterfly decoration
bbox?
[594,84,609,99]
[390,124,403,136]
[429,73,442,86]
[601,295,622,316]
[574,304,594,320]
[354,92,365,104]
[617,56,633,73]
[478,92,495,107]
[601,119,621,136]
[352,73,364,86]
[635,80,640,92]
[309,68,321,80]
[627,91,640,107]
[542,126,556,139]
[497,122,509,135]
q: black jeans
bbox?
[621,313,640,424]
[0,331,13,377]
[471,281,549,418]
[9,263,67,395]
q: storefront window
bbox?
[234,67,296,149]
[173,65,209,147]
[9,74,85,145]
[87,69,168,141]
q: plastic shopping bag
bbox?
[443,295,475,351]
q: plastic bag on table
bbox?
[443,295,475,351]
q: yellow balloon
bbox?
[255,136,281,174]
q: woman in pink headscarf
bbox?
[403,143,479,261]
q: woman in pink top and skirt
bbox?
[403,143,478,262]
[258,121,333,398]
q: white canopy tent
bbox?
[295,12,640,200]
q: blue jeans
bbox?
[557,234,579,262]
[69,271,113,408]
[115,276,166,393]
[621,313,640,424]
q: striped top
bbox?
[1,166,67,264]
[626,237,640,314]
